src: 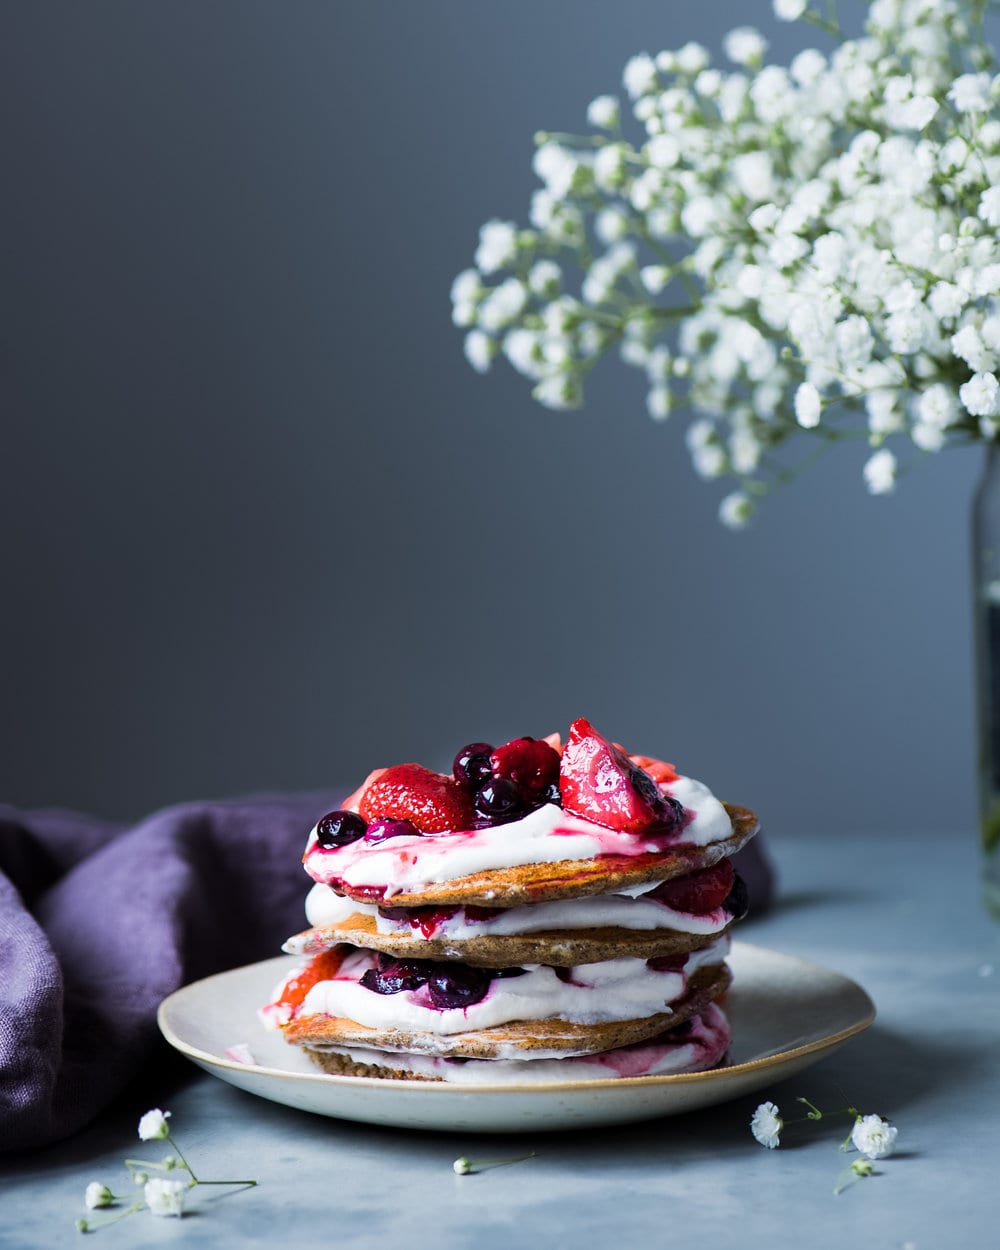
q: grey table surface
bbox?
[5,829,1000,1250]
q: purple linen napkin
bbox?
[0,793,774,1153]
[0,793,338,1153]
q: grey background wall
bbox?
[2,1,982,838]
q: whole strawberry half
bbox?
[559,717,670,832]
[358,763,474,833]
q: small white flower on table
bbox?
[851,1115,898,1160]
[751,1101,783,1149]
[137,1109,171,1142]
[144,1177,188,1218]
[84,1182,113,1210]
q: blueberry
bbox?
[474,777,525,823]
[453,741,495,789]
[315,810,368,849]
[365,818,420,843]
[425,965,491,1009]
[360,956,427,995]
[723,872,749,922]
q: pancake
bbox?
[282,964,728,1059]
[309,804,758,909]
[301,1003,732,1083]
[267,943,730,1060]
[283,918,734,968]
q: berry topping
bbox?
[277,948,345,1009]
[489,736,561,798]
[452,742,495,789]
[315,810,368,849]
[425,964,492,1010]
[648,858,736,914]
[723,871,749,921]
[358,763,474,834]
[558,717,671,832]
[360,954,427,995]
[364,817,420,844]
[358,954,524,1009]
[474,777,525,824]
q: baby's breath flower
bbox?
[750,1101,783,1148]
[851,1115,898,1159]
[794,382,822,428]
[623,53,657,100]
[474,220,518,274]
[84,1183,113,1210]
[144,1178,187,1219]
[587,94,620,130]
[948,73,993,113]
[464,330,495,375]
[137,1110,171,1142]
[73,1110,256,1235]
[961,371,1000,417]
[454,0,1000,520]
[719,491,755,529]
[864,448,897,494]
[724,28,768,69]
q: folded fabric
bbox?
[0,793,774,1152]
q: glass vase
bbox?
[972,443,1000,916]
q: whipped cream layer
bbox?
[284,879,730,953]
[303,775,732,899]
[309,1003,731,1084]
[264,937,729,1036]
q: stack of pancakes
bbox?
[262,773,759,1083]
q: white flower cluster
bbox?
[750,1096,900,1193]
[453,0,1000,524]
[74,1109,256,1235]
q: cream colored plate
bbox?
[157,942,874,1133]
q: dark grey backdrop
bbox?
[2,1,981,837]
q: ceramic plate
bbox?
[157,942,874,1133]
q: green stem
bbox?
[193,1179,258,1188]
[165,1135,199,1183]
[648,303,699,320]
[166,1133,257,1188]
[78,1201,145,1233]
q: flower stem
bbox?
[77,1201,145,1233]
[165,1133,257,1188]
[454,1151,536,1175]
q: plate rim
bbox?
[157,941,876,1097]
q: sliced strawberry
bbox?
[648,859,735,914]
[358,763,474,833]
[277,948,346,1011]
[490,736,561,797]
[558,717,668,832]
[340,767,388,814]
[542,732,563,755]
